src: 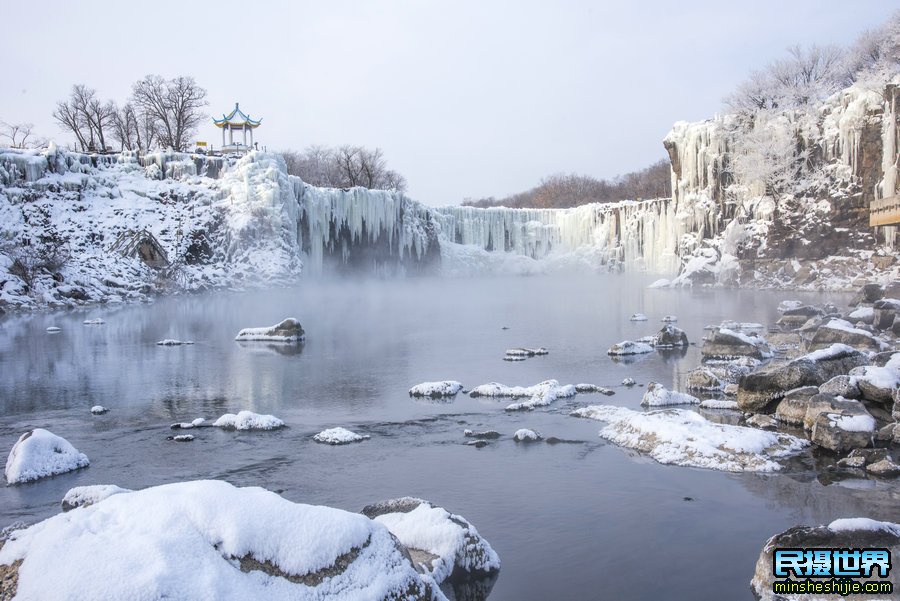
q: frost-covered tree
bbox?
[726,44,845,114]
[130,75,208,151]
[282,144,407,192]
[843,11,900,88]
[726,112,808,200]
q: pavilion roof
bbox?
[213,103,261,128]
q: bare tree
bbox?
[131,75,208,151]
[0,121,45,149]
[52,85,116,151]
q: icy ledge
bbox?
[0,480,448,601]
[571,405,808,472]
[4,429,89,484]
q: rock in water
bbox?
[408,381,464,398]
[234,318,305,342]
[701,328,772,360]
[751,519,900,600]
[212,411,284,430]
[0,481,444,600]
[806,318,887,352]
[5,429,90,484]
[641,382,700,407]
[313,427,370,445]
[737,344,868,412]
[361,497,501,586]
[607,340,654,356]
[654,324,688,348]
[513,429,543,442]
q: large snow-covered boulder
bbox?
[752,519,900,601]
[701,328,772,360]
[361,498,500,585]
[0,481,444,600]
[572,405,808,472]
[5,429,89,485]
[848,353,900,403]
[810,409,877,453]
[737,344,868,412]
[234,318,305,342]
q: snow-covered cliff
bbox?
[0,149,440,311]
[661,81,900,288]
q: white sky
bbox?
[3,0,897,206]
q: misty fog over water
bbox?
[1,274,897,600]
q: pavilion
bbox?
[213,103,261,154]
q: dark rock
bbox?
[873,298,900,330]
[654,324,688,348]
[863,283,885,303]
[463,430,501,440]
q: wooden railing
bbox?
[870,195,900,226]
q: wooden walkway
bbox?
[870,195,900,226]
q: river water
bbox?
[1,275,897,600]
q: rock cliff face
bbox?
[663,82,900,288]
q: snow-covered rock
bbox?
[737,344,868,411]
[807,318,888,352]
[469,379,576,411]
[607,340,654,356]
[699,399,739,410]
[752,519,900,601]
[408,381,464,398]
[313,427,370,445]
[572,405,808,472]
[156,339,194,346]
[90,405,108,415]
[654,324,688,348]
[660,315,678,323]
[641,382,700,407]
[235,318,305,342]
[212,411,284,431]
[61,485,131,511]
[171,418,207,430]
[574,383,615,395]
[0,480,445,600]
[512,429,542,442]
[504,347,548,357]
[701,328,772,360]
[629,313,648,321]
[82,318,104,325]
[5,429,89,484]
[45,326,61,333]
[463,430,501,440]
[686,367,723,392]
[622,378,636,386]
[361,497,500,585]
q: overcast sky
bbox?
[3,0,897,206]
